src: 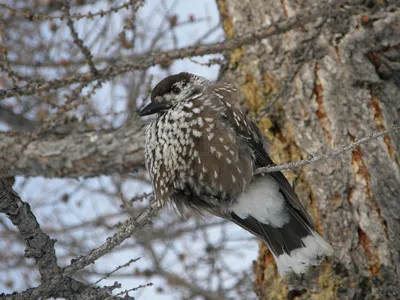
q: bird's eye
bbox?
[172,86,181,94]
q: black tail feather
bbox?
[230,205,332,275]
[231,209,312,257]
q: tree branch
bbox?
[0,179,59,281]
[0,122,146,178]
[0,179,126,300]
[0,3,357,101]
[64,200,158,276]
[12,200,159,299]
[63,0,98,75]
[0,0,143,21]
[255,124,400,174]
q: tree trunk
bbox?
[216,0,400,299]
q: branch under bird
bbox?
[139,72,333,276]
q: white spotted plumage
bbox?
[141,72,333,276]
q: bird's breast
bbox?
[145,109,198,198]
[144,98,253,207]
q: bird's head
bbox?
[139,72,210,116]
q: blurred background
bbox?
[0,0,258,299]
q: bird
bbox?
[139,72,333,276]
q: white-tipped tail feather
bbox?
[230,175,333,276]
[273,231,333,276]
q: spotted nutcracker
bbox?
[139,72,333,275]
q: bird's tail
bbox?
[231,205,333,276]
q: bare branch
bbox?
[63,0,98,75]
[0,179,126,299]
[0,179,59,281]
[63,200,158,276]
[93,257,141,285]
[107,283,153,299]
[255,124,400,174]
[0,1,144,21]
[0,4,360,101]
[0,26,18,85]
[15,200,160,299]
[37,81,102,135]
[0,122,146,178]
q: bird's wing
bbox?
[208,83,314,226]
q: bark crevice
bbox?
[218,1,400,298]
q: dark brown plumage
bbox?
[140,72,333,275]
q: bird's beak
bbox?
[139,101,170,116]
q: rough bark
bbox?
[0,123,146,178]
[217,0,399,299]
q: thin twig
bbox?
[0,26,18,85]
[0,4,359,101]
[0,1,144,21]
[109,283,153,299]
[60,199,158,276]
[93,257,141,285]
[255,124,400,174]
[1,199,159,299]
[63,0,98,75]
[38,80,102,135]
